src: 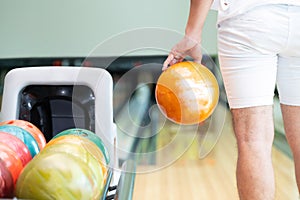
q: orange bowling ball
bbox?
[155,61,219,125]
[0,120,46,150]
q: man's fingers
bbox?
[162,54,174,71]
[163,52,185,71]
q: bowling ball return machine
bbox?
[0,66,136,199]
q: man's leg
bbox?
[231,106,275,200]
[280,104,300,193]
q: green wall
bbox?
[0,0,217,58]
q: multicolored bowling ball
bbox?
[54,128,110,164]
[41,142,105,193]
[0,125,40,157]
[155,61,219,125]
[0,159,14,198]
[0,144,23,184]
[47,135,108,178]
[0,120,46,150]
[16,152,103,200]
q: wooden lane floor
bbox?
[133,106,298,200]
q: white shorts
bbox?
[218,4,300,108]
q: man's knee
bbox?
[231,106,274,150]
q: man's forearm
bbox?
[185,0,214,42]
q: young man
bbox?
[163,0,300,199]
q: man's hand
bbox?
[163,35,202,70]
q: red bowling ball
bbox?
[0,143,23,184]
[0,159,14,198]
[0,131,32,166]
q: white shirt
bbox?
[211,0,300,22]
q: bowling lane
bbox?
[133,103,298,200]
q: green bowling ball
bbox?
[54,128,110,164]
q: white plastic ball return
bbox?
[0,66,135,200]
